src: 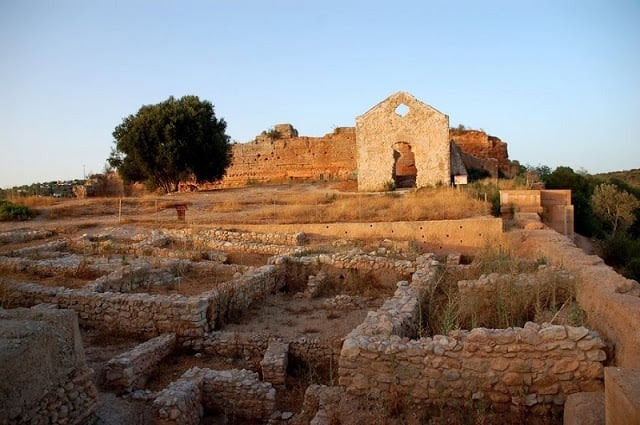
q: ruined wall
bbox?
[450,129,517,177]
[501,190,574,237]
[103,333,177,392]
[192,126,356,190]
[0,306,97,425]
[154,367,276,424]
[4,264,281,339]
[356,92,450,191]
[217,217,504,255]
[338,262,607,415]
[515,229,640,368]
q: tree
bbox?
[108,95,231,193]
[592,183,640,237]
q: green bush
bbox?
[0,200,33,221]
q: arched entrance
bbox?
[392,142,417,188]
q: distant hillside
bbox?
[595,168,640,188]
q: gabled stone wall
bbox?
[356,92,450,191]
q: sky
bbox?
[1,0,639,188]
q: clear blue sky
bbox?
[1,0,639,188]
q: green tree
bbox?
[108,95,231,193]
[592,183,640,237]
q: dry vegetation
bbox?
[10,182,495,227]
[422,245,585,336]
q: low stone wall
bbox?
[4,264,280,339]
[261,340,289,388]
[0,228,53,244]
[4,282,209,339]
[338,257,606,415]
[0,306,98,425]
[274,250,418,276]
[203,265,281,329]
[103,333,176,392]
[184,331,336,374]
[0,253,91,277]
[153,367,276,424]
[217,217,503,254]
[3,239,67,257]
[168,228,308,247]
[515,229,640,368]
[154,372,202,425]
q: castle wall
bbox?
[193,127,356,190]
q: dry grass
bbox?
[218,186,489,224]
[12,196,58,208]
[422,246,584,335]
[24,182,492,225]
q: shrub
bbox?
[0,200,34,221]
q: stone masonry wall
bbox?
[338,257,607,415]
[221,217,504,255]
[103,333,176,393]
[153,367,276,424]
[515,229,640,368]
[3,282,210,339]
[0,306,98,425]
[357,92,450,191]
[4,264,280,339]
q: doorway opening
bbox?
[392,142,417,188]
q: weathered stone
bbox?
[356,92,450,191]
[539,325,567,341]
[564,392,604,425]
[552,358,579,374]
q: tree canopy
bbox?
[108,95,231,193]
[592,183,640,237]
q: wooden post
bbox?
[118,198,122,224]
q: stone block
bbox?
[564,392,604,425]
[605,367,640,425]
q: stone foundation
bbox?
[261,339,289,388]
[337,257,606,415]
[103,333,176,393]
[153,367,276,424]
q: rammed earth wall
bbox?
[338,257,606,415]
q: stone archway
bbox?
[392,142,417,188]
